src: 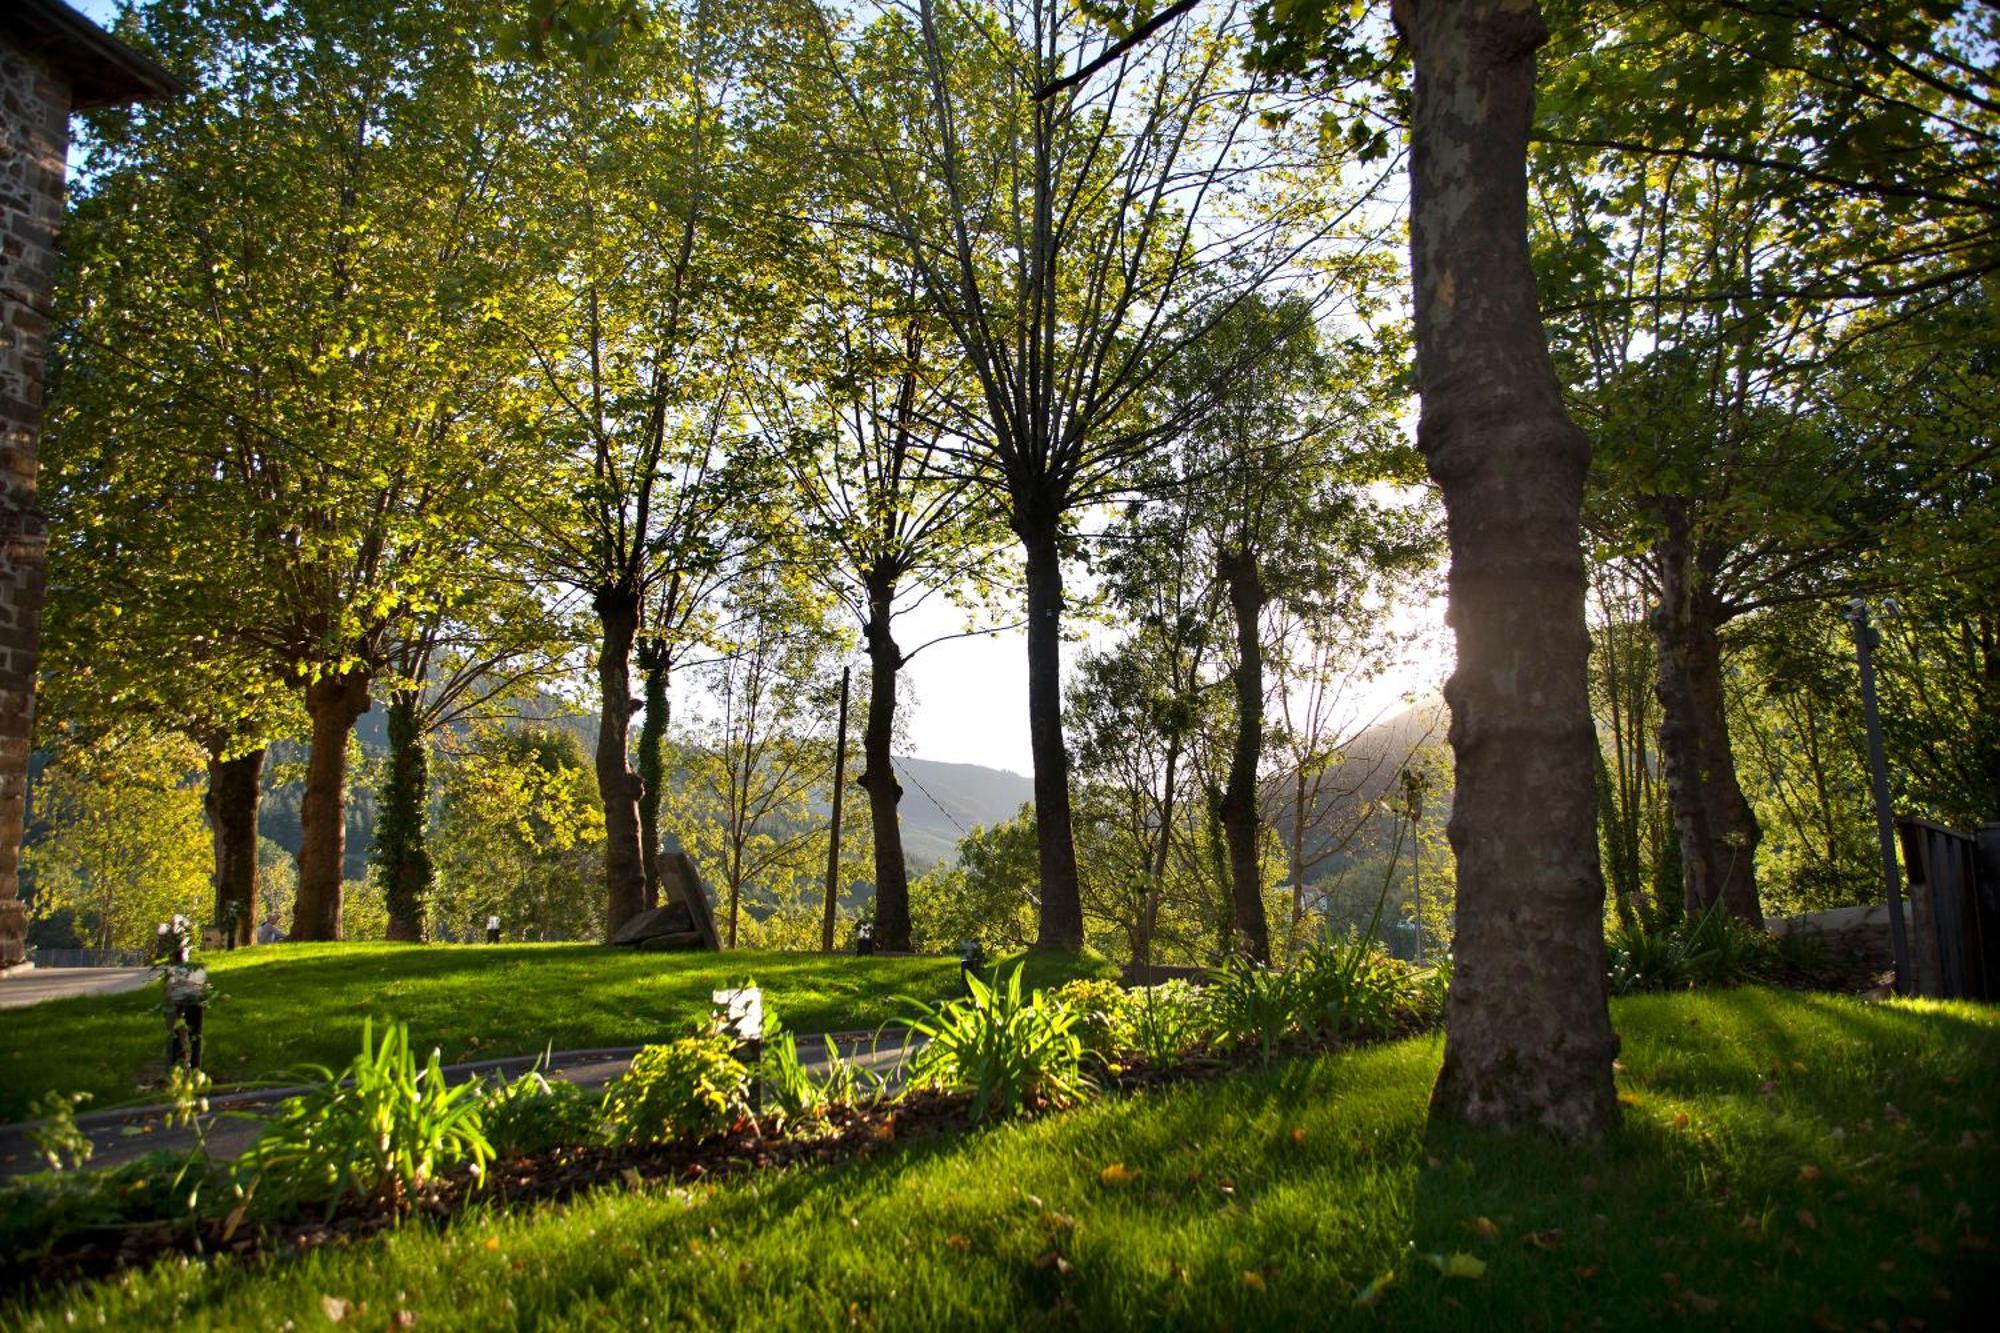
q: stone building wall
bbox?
[0,41,69,969]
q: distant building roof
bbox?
[5,0,186,109]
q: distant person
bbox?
[256,916,285,945]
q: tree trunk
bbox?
[292,670,372,942]
[1020,521,1085,950]
[859,575,913,951]
[1398,0,1620,1141]
[595,586,648,939]
[1217,547,1271,962]
[1651,516,1763,926]
[636,643,669,912]
[377,690,433,942]
[203,744,263,948]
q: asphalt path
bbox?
[0,967,155,1010]
[0,1030,919,1178]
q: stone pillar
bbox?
[0,45,70,970]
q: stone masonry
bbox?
[0,41,67,970]
[0,4,182,970]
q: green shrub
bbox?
[236,1019,492,1217]
[601,1029,749,1146]
[1050,977,1132,1061]
[1292,933,1419,1042]
[1205,957,1299,1065]
[482,1070,603,1157]
[904,965,1090,1120]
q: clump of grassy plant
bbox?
[1127,978,1212,1065]
[1205,957,1300,1065]
[904,965,1090,1119]
[1292,932,1422,1042]
[235,1019,492,1218]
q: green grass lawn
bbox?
[7,987,1994,1330]
[0,944,1111,1120]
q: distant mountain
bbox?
[890,756,1033,870]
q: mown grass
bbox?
[0,944,1113,1119]
[8,987,1994,1330]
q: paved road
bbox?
[0,1031,918,1178]
[0,967,155,1010]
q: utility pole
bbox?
[821,666,851,953]
[1401,766,1430,965]
[1845,597,1913,995]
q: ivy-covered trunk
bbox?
[1651,514,1763,926]
[1398,0,1620,1141]
[1020,517,1085,950]
[292,670,372,941]
[376,690,433,942]
[859,574,912,952]
[636,642,669,913]
[594,585,648,939]
[203,744,264,947]
[1217,547,1271,962]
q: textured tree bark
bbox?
[635,643,669,913]
[859,575,913,951]
[1217,547,1271,962]
[595,586,648,939]
[1020,522,1085,950]
[292,670,372,941]
[377,691,433,942]
[1651,518,1763,925]
[1398,0,1620,1140]
[204,745,264,948]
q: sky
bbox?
[61,0,1456,776]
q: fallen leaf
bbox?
[1470,1216,1501,1242]
[483,1235,501,1252]
[1242,1271,1266,1291]
[1352,1270,1394,1309]
[1797,1209,1819,1232]
[1573,1265,1599,1281]
[1685,1291,1721,1314]
[321,1295,350,1324]
[872,1116,897,1143]
[392,1312,415,1330]
[1426,1252,1486,1279]
[1099,1162,1140,1187]
[1525,1230,1563,1250]
[1033,1251,1072,1275]
[1290,1126,1307,1145]
[1673,1112,1691,1128]
[945,1234,972,1253]
[1798,1165,1822,1185]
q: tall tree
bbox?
[1249,0,1620,1136]
[508,1,805,937]
[1156,292,1420,960]
[814,0,1347,948]
[756,274,1008,952]
[56,0,535,940]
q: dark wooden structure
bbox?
[1894,818,2000,1001]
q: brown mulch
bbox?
[3,1038,1331,1295]
[3,1089,972,1294]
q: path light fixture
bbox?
[957,939,985,992]
[1844,596,1914,995]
